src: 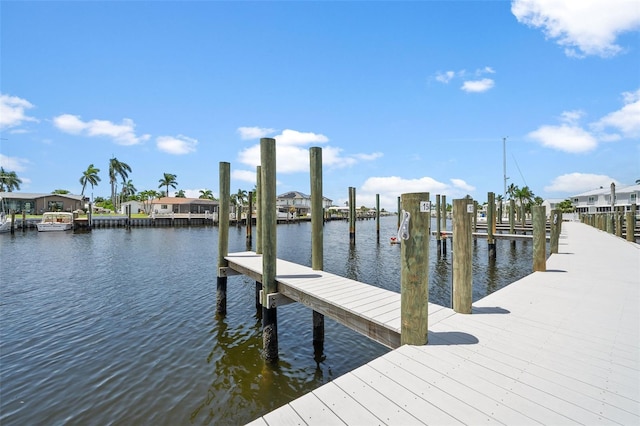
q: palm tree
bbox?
[199,189,215,200]
[158,173,178,197]
[506,183,517,200]
[139,189,160,214]
[79,164,101,198]
[234,189,248,225]
[121,179,137,201]
[175,189,186,198]
[109,157,132,210]
[514,186,535,225]
[0,168,22,192]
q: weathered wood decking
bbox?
[246,221,640,425]
[224,252,455,349]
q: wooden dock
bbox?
[245,221,639,425]
[224,252,455,349]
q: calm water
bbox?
[1,217,535,425]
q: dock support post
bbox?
[487,192,496,259]
[397,196,401,230]
[310,147,325,363]
[348,186,356,245]
[473,200,478,233]
[550,209,561,254]
[217,162,230,317]
[261,138,278,362]
[441,195,447,253]
[246,191,253,250]
[400,192,430,345]
[626,212,635,242]
[436,194,442,254]
[532,205,546,272]
[255,166,262,318]
[615,210,623,238]
[376,194,380,243]
[10,210,15,234]
[452,199,473,314]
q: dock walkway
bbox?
[246,221,639,425]
[224,252,455,349]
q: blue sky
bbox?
[1,0,639,211]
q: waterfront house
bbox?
[150,197,218,219]
[571,183,639,214]
[0,192,86,214]
[276,191,333,218]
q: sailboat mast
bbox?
[503,137,508,199]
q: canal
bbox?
[0,217,535,425]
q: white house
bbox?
[276,191,333,218]
[571,183,639,214]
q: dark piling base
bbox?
[216,276,227,317]
[489,243,497,259]
[312,311,325,365]
[255,281,262,319]
[262,307,278,362]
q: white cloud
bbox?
[237,126,276,140]
[512,0,640,58]
[544,172,620,193]
[357,176,477,211]
[0,93,38,130]
[156,135,198,155]
[53,113,151,145]
[528,124,598,153]
[236,127,378,173]
[450,178,476,192]
[529,91,639,153]
[232,169,257,183]
[0,154,30,172]
[461,78,495,93]
[592,89,640,138]
[435,71,455,83]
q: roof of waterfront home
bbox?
[572,183,640,197]
[0,192,85,201]
[150,197,217,205]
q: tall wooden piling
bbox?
[255,166,262,317]
[550,209,562,254]
[310,147,324,363]
[246,191,253,248]
[436,195,442,253]
[441,195,447,252]
[532,205,546,272]
[452,199,472,314]
[348,187,356,244]
[376,194,380,242]
[509,199,515,234]
[487,192,496,259]
[397,197,401,230]
[217,162,230,317]
[615,210,623,238]
[10,210,15,234]
[473,200,478,233]
[626,212,635,242]
[400,192,430,345]
[261,138,278,362]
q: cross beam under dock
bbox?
[224,251,455,349]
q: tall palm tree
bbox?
[121,179,137,201]
[234,189,248,225]
[199,189,214,200]
[158,173,178,197]
[514,185,535,225]
[139,189,160,214]
[109,157,132,209]
[506,183,517,200]
[0,168,22,192]
[79,164,101,197]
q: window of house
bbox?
[161,204,167,209]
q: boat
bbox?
[37,212,74,232]
[0,212,11,233]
